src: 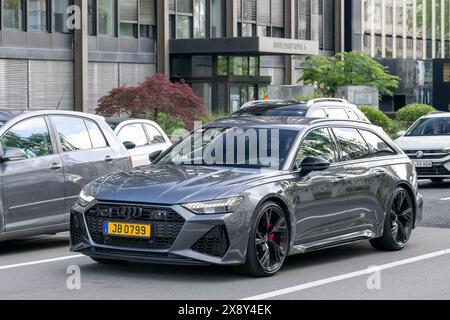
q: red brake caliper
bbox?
[268,222,276,242]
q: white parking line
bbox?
[241,249,450,300]
[439,197,450,201]
[0,255,85,271]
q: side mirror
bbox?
[1,148,27,162]
[123,141,136,150]
[149,150,162,163]
[299,156,330,174]
[397,130,407,137]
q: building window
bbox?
[210,0,224,38]
[139,0,156,38]
[53,0,71,33]
[176,15,192,38]
[170,0,195,39]
[98,0,116,36]
[120,0,138,38]
[217,56,259,76]
[193,0,206,38]
[88,0,96,35]
[3,0,23,30]
[29,0,48,32]
[256,0,285,38]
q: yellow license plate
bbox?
[103,221,151,238]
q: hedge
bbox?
[396,104,437,128]
[358,106,395,134]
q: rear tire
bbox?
[431,178,444,183]
[236,201,290,277]
[370,187,414,251]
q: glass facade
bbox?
[98,0,116,35]
[29,0,47,32]
[3,0,23,30]
[54,0,71,33]
[358,0,450,60]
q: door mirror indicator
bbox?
[299,156,331,174]
[0,148,27,162]
[123,141,136,150]
[149,150,162,163]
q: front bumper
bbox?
[406,152,450,178]
[70,201,252,266]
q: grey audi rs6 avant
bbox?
[70,117,423,277]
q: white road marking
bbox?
[439,197,450,201]
[241,249,450,300]
[0,255,85,271]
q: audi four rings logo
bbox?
[416,151,424,159]
[99,206,143,219]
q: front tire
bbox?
[236,202,290,277]
[370,187,414,251]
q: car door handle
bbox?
[374,171,387,178]
[105,156,114,163]
[50,163,62,171]
[334,175,346,182]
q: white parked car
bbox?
[395,112,450,183]
[106,118,172,167]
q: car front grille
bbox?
[191,226,229,258]
[406,150,448,160]
[416,164,450,176]
[85,203,185,250]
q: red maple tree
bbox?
[96,74,207,130]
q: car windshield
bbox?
[405,117,450,136]
[233,106,308,117]
[157,127,299,169]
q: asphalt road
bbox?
[0,180,449,300]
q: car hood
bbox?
[85,164,282,205]
[395,136,450,150]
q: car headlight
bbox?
[78,190,96,207]
[443,147,450,153]
[181,197,244,215]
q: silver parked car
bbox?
[106,118,172,167]
[0,110,132,241]
[234,98,370,122]
[71,117,422,277]
[395,112,450,183]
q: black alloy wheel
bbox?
[371,187,414,251]
[237,202,290,277]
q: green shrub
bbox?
[396,104,437,128]
[156,112,186,135]
[358,106,394,133]
[293,91,325,102]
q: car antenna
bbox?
[56,81,70,110]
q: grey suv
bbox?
[0,110,132,241]
[71,117,422,277]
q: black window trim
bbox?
[357,128,398,158]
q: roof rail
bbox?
[240,99,298,110]
[309,118,369,125]
[307,98,348,107]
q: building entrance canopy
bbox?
[170,37,319,56]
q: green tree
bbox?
[299,52,400,97]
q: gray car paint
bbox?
[71,117,423,266]
[0,110,131,241]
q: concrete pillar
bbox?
[284,0,296,85]
[226,0,238,37]
[74,0,88,112]
[156,0,170,74]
